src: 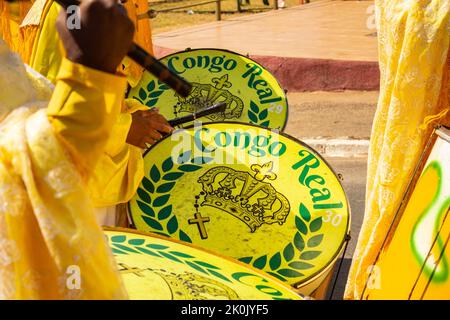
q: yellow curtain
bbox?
[345,0,450,299]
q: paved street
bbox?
[323,157,368,299]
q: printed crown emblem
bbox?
[175,74,244,121]
[151,269,239,300]
[198,161,290,232]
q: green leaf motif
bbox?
[299,203,311,222]
[250,101,260,113]
[145,99,158,108]
[112,243,140,254]
[260,120,270,127]
[259,108,268,120]
[267,271,287,282]
[277,269,304,278]
[169,251,194,258]
[149,91,163,98]
[253,255,267,270]
[161,157,174,172]
[307,234,324,248]
[300,251,321,260]
[248,110,258,123]
[142,177,155,193]
[157,205,172,220]
[150,165,161,183]
[310,217,322,232]
[288,261,314,270]
[177,151,192,164]
[238,257,253,264]
[153,194,170,207]
[139,88,147,100]
[158,251,182,263]
[167,216,178,234]
[111,235,126,243]
[163,172,184,181]
[283,243,295,262]
[186,261,208,274]
[128,238,145,246]
[294,232,305,252]
[156,182,175,193]
[179,230,192,243]
[147,244,169,250]
[207,269,231,283]
[146,80,155,92]
[137,188,151,203]
[135,247,160,257]
[194,261,220,270]
[269,253,282,271]
[137,200,155,217]
[295,216,308,235]
[142,216,164,231]
[179,164,201,172]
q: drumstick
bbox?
[168,102,227,127]
[53,0,192,97]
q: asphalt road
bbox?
[322,156,368,300]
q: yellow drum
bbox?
[128,122,351,295]
[127,49,288,130]
[105,228,304,300]
[364,127,450,300]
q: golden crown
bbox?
[175,74,244,121]
[197,162,290,232]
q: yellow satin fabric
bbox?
[345,0,450,299]
[16,0,153,208]
[0,53,128,299]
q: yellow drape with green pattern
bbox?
[345,0,450,299]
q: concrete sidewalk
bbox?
[153,0,379,92]
[285,90,378,157]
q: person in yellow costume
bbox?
[345,0,449,299]
[4,0,173,226]
[0,0,135,299]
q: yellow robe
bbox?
[0,39,128,299]
[345,0,450,299]
[15,0,154,209]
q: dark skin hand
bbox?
[56,0,135,74]
[126,108,173,149]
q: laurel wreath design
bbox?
[134,151,214,243]
[133,153,323,284]
[237,203,323,282]
[108,233,232,283]
[133,80,169,108]
[248,100,270,128]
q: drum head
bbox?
[127,48,288,130]
[128,122,350,288]
[105,228,303,300]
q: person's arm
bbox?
[45,0,134,177]
[47,58,127,175]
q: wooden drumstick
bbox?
[168,102,227,127]
[54,0,192,97]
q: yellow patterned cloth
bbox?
[0,40,128,299]
[345,0,450,299]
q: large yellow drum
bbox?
[363,127,450,300]
[128,122,351,295]
[105,228,304,300]
[127,49,288,130]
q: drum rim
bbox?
[129,47,290,131]
[104,226,304,299]
[130,121,352,288]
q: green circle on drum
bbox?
[128,122,350,293]
[105,228,304,300]
[127,49,288,130]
